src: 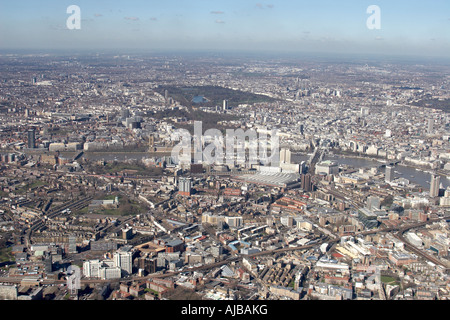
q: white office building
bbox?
[113,250,133,276]
[98,266,121,280]
[83,259,101,278]
[83,259,122,280]
[315,160,339,175]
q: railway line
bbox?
[2,213,448,288]
[22,196,94,246]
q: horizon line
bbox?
[1,48,450,64]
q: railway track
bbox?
[26,196,94,241]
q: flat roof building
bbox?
[315,160,339,175]
[237,172,300,188]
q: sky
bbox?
[0,0,449,58]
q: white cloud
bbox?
[256,3,274,9]
[124,17,139,21]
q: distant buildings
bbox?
[427,119,434,134]
[88,197,119,211]
[83,259,121,280]
[120,108,130,120]
[280,148,291,164]
[299,124,304,135]
[385,165,394,183]
[223,99,228,111]
[388,251,418,267]
[360,107,370,116]
[439,188,450,207]
[178,177,192,196]
[83,246,133,280]
[358,208,380,229]
[27,129,35,149]
[301,173,313,192]
[430,174,440,198]
[315,160,339,175]
[2,53,450,301]
[366,196,381,210]
[238,171,301,188]
[280,148,301,172]
[165,239,184,253]
[113,247,133,276]
[68,235,77,254]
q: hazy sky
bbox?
[1,0,449,57]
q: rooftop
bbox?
[238,172,300,187]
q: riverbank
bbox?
[293,151,450,190]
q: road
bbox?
[307,148,322,175]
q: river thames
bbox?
[292,153,450,190]
[67,151,450,191]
